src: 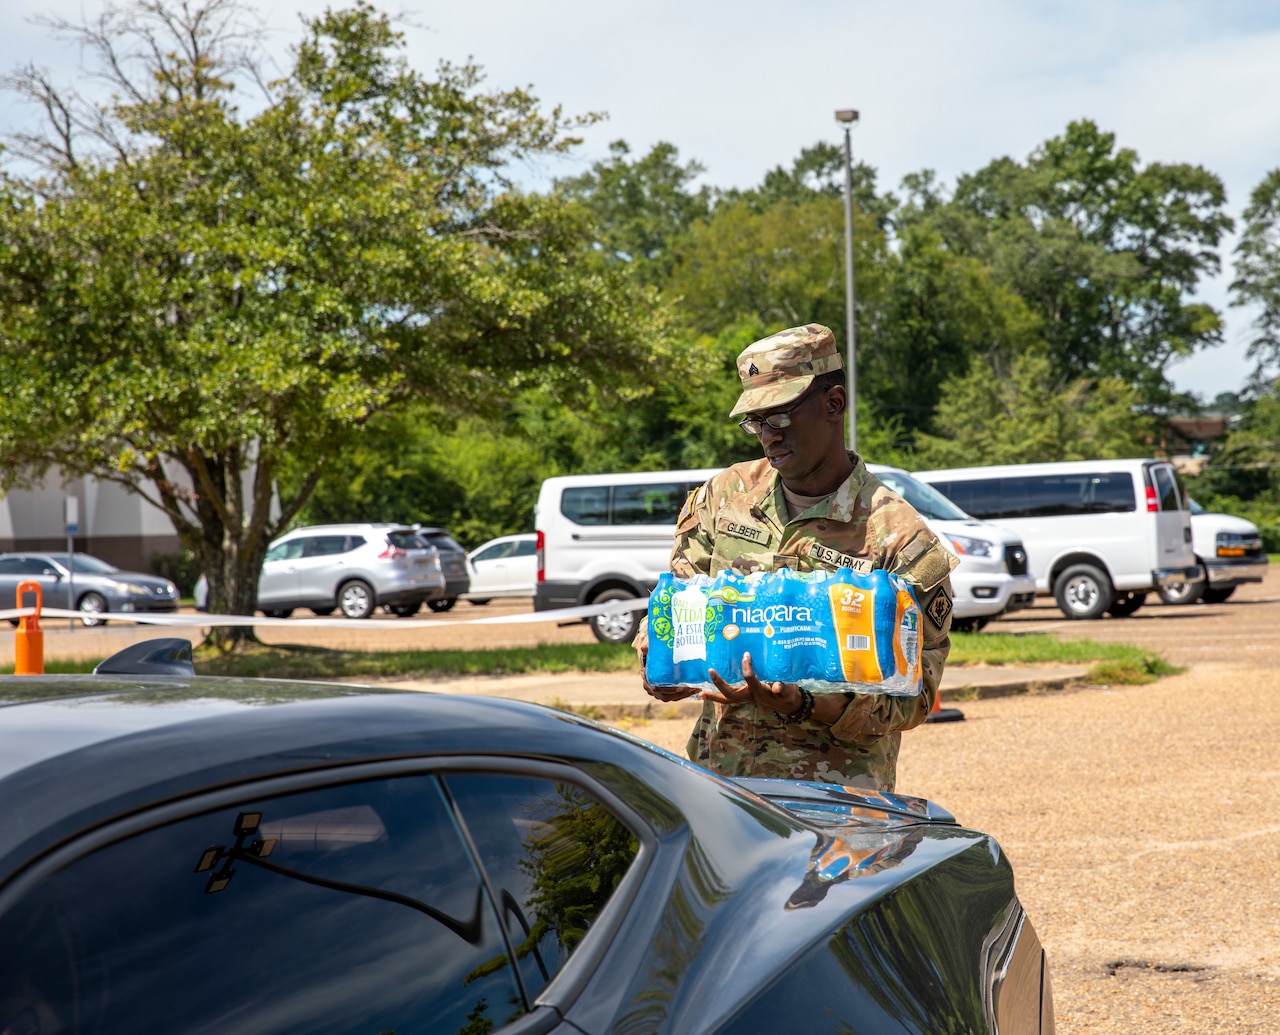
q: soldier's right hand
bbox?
[637,644,701,702]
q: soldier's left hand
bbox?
[703,652,804,717]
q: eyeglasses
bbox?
[738,385,832,436]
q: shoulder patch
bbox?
[892,537,961,592]
[926,589,953,628]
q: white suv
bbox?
[196,524,445,619]
[867,465,1037,631]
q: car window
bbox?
[0,557,54,576]
[59,555,118,575]
[874,471,969,521]
[475,542,516,563]
[388,531,424,552]
[421,533,465,553]
[0,775,525,1035]
[1153,466,1182,512]
[264,539,305,563]
[305,535,351,557]
[445,773,639,1000]
[512,539,537,557]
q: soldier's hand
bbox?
[702,652,804,717]
[637,644,701,702]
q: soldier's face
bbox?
[752,385,843,480]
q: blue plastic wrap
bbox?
[645,568,923,696]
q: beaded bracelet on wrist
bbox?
[784,686,815,724]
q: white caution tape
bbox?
[0,597,649,630]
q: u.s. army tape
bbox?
[0,597,649,629]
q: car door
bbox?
[506,537,538,596]
[5,556,71,610]
[469,540,518,596]
[295,534,353,603]
[0,765,639,1035]
[256,538,306,607]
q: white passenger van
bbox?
[535,464,1038,642]
[534,469,720,643]
[914,460,1204,619]
[867,465,1037,631]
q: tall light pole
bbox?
[836,108,859,453]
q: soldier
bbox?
[637,324,957,791]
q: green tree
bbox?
[944,120,1232,401]
[913,348,1154,467]
[557,139,711,284]
[0,0,668,639]
[1231,169,1280,382]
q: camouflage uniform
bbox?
[638,324,959,791]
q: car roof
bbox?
[0,678,682,880]
[914,458,1160,479]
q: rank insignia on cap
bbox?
[926,590,953,627]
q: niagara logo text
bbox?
[730,604,814,624]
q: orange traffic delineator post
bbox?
[926,687,964,724]
[15,579,45,675]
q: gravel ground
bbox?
[621,578,1280,1034]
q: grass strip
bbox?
[3,631,1178,685]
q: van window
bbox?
[1152,466,1182,511]
[932,473,1136,520]
[562,487,611,525]
[561,483,696,526]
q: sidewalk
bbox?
[371,663,1093,719]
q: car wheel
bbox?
[1202,585,1236,604]
[311,606,335,616]
[1053,564,1113,620]
[950,617,989,633]
[388,602,421,617]
[338,580,376,620]
[262,608,294,619]
[1106,591,1146,617]
[78,591,109,627]
[1157,577,1203,605]
[589,589,642,644]
[427,598,456,613]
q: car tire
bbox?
[338,580,376,620]
[427,598,456,613]
[589,588,642,644]
[950,617,989,633]
[1053,564,1113,620]
[1106,591,1146,617]
[78,591,109,627]
[311,606,335,616]
[1156,574,1203,605]
[262,608,294,619]
[1202,585,1236,604]
[388,602,421,617]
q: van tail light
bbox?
[536,530,545,583]
[1145,486,1159,513]
[378,543,408,560]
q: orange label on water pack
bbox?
[828,583,883,683]
[893,588,922,687]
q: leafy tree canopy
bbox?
[1231,168,1280,384]
[0,0,672,633]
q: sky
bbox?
[3,0,1279,403]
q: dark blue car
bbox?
[0,639,1054,1034]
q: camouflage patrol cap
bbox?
[729,324,844,417]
